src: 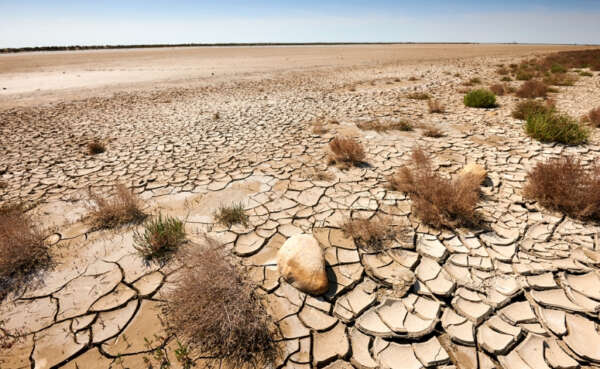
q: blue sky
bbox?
[1,0,599,47]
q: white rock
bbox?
[277,234,329,295]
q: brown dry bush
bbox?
[327,136,366,167]
[166,237,277,368]
[357,119,412,132]
[87,140,106,155]
[588,107,600,128]
[524,156,600,220]
[88,183,146,229]
[512,99,555,120]
[389,148,481,228]
[421,125,444,138]
[516,80,547,98]
[341,216,402,251]
[0,205,49,299]
[406,92,430,100]
[428,99,445,113]
[544,73,578,86]
[489,84,506,96]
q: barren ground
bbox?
[1,44,600,369]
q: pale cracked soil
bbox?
[1,45,600,369]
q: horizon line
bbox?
[3,42,599,54]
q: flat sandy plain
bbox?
[2,44,600,369]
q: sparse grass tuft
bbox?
[327,136,366,167]
[214,202,249,227]
[406,92,430,100]
[525,111,588,145]
[500,76,512,82]
[422,125,444,138]
[87,140,106,155]
[0,205,49,299]
[579,71,593,77]
[544,73,578,86]
[512,99,554,120]
[166,237,277,368]
[465,77,481,86]
[357,119,412,132]
[340,216,400,251]
[516,80,548,98]
[464,89,497,108]
[88,184,146,229]
[588,107,600,128]
[524,156,600,220]
[516,70,533,81]
[389,148,481,228]
[134,214,185,261]
[303,167,336,182]
[428,99,445,113]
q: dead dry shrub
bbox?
[87,140,106,155]
[341,216,403,251]
[88,183,146,229]
[524,156,600,219]
[357,119,412,132]
[327,136,366,167]
[166,237,277,367]
[428,99,445,113]
[389,148,481,228]
[0,205,49,299]
[512,99,554,120]
[489,83,506,96]
[406,92,430,100]
[421,125,444,138]
[588,107,600,128]
[516,80,548,98]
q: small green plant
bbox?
[214,202,249,227]
[464,89,497,108]
[516,70,533,81]
[550,64,567,74]
[525,111,589,145]
[134,214,185,260]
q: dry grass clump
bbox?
[88,184,146,229]
[516,80,548,98]
[166,237,277,367]
[327,136,366,167]
[214,202,249,227]
[512,99,554,120]
[524,156,600,220]
[544,73,578,86]
[406,92,430,100]
[87,140,106,155]
[303,167,336,182]
[428,99,445,113]
[340,216,400,251]
[357,119,412,132]
[588,107,600,128]
[0,204,49,299]
[525,111,588,145]
[421,125,444,138]
[463,77,481,86]
[389,148,481,228]
[134,214,185,261]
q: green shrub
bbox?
[525,112,589,145]
[134,214,185,260]
[464,89,497,108]
[550,64,567,74]
[214,202,249,227]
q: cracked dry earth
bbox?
[2,49,600,369]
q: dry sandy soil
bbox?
[1,44,600,369]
